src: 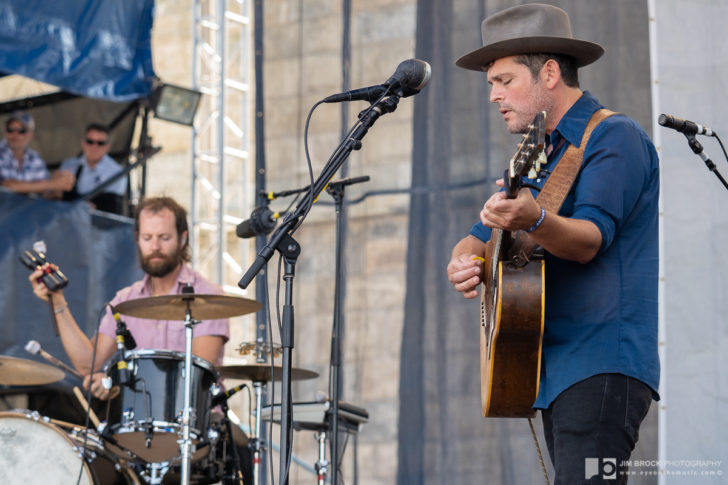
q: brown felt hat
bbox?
[456,3,604,71]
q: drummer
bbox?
[28,196,230,399]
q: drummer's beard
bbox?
[140,247,182,278]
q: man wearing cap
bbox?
[446,4,659,483]
[0,111,75,196]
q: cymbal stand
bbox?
[314,430,329,485]
[239,94,401,485]
[180,285,199,485]
[252,379,266,485]
[326,175,369,485]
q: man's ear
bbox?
[541,59,561,89]
[181,231,188,246]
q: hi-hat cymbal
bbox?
[217,363,318,382]
[114,294,262,320]
[0,355,65,386]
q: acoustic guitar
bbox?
[480,111,546,418]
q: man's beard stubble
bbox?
[140,248,182,278]
[509,83,553,134]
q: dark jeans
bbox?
[541,373,653,484]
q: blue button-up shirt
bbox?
[470,91,660,408]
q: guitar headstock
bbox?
[505,111,546,198]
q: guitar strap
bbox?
[511,108,617,264]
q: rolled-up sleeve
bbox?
[570,117,654,253]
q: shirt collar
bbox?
[549,91,604,149]
[140,263,194,295]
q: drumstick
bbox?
[73,386,101,429]
[25,339,83,378]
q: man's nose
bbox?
[489,85,502,104]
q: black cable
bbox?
[263,263,276,485]
[274,251,295,485]
[295,90,391,234]
[297,100,324,230]
[714,133,728,164]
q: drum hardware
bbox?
[112,286,265,485]
[211,386,246,484]
[0,355,65,386]
[236,340,282,362]
[252,381,265,485]
[216,363,319,383]
[217,361,319,485]
[260,400,369,485]
[0,410,140,485]
[314,430,329,485]
[112,288,260,485]
[105,349,217,465]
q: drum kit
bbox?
[0,292,369,485]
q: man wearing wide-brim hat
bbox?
[446,4,659,483]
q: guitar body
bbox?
[477,111,547,418]
[480,232,544,417]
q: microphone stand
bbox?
[326,175,370,485]
[684,134,728,191]
[239,95,401,485]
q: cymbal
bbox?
[236,341,282,358]
[0,355,65,386]
[217,363,319,382]
[114,294,262,320]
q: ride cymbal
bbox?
[0,355,65,386]
[114,294,262,321]
[216,363,318,382]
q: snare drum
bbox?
[106,349,218,463]
[0,411,139,485]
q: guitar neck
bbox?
[503,168,522,200]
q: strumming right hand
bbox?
[446,253,483,299]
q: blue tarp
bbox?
[0,0,155,101]
[0,191,142,370]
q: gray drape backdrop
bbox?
[399,1,656,483]
[653,1,728,484]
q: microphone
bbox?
[236,206,281,239]
[323,58,432,103]
[111,307,136,351]
[25,340,83,379]
[658,113,714,137]
[211,383,246,407]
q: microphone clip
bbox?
[111,306,136,386]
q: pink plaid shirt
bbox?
[98,264,230,364]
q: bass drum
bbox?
[0,411,139,485]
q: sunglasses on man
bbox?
[84,138,109,146]
[5,127,28,134]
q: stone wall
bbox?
[261,2,416,484]
[148,1,417,483]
